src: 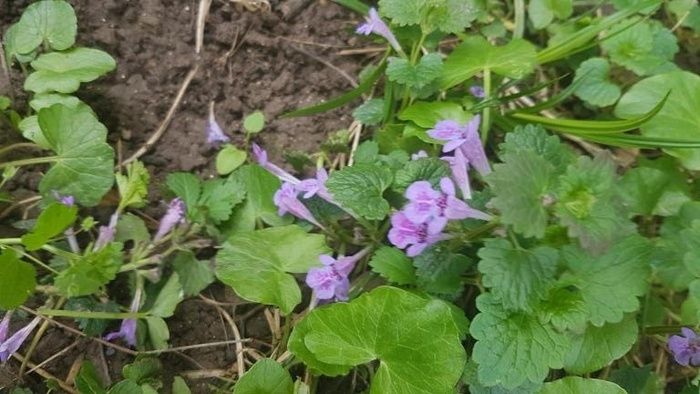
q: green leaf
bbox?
[11,0,77,54]
[602,20,677,76]
[487,150,556,238]
[146,316,170,350]
[610,364,665,394]
[172,376,192,394]
[399,101,470,128]
[122,357,162,385]
[172,251,214,297]
[368,246,416,285]
[107,380,142,394]
[413,245,471,297]
[116,161,150,210]
[216,145,247,175]
[386,53,442,89]
[0,96,10,110]
[471,294,570,389]
[498,125,574,172]
[25,48,116,94]
[561,236,651,326]
[538,286,588,332]
[149,273,184,318]
[21,202,77,250]
[326,164,393,220]
[30,93,84,111]
[0,250,36,309]
[615,70,700,170]
[378,0,480,33]
[555,154,633,252]
[478,239,558,312]
[243,111,265,134]
[19,115,50,149]
[528,0,573,29]
[353,98,385,126]
[540,377,625,394]
[54,243,122,297]
[115,214,150,244]
[393,158,450,193]
[75,361,106,394]
[573,58,621,107]
[166,172,201,213]
[289,286,466,393]
[441,37,536,89]
[563,314,638,374]
[379,0,424,26]
[198,176,245,224]
[233,359,294,394]
[232,165,286,226]
[38,104,115,207]
[620,157,691,216]
[216,226,329,314]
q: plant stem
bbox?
[480,68,492,143]
[0,155,60,169]
[0,142,42,157]
[513,0,525,39]
[37,308,148,320]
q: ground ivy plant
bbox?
[2,0,700,392]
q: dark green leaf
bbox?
[386,53,443,89]
[368,246,416,285]
[233,359,294,394]
[0,250,36,309]
[149,273,184,318]
[172,251,214,297]
[21,202,77,250]
[326,164,393,220]
[413,245,471,297]
[54,244,122,297]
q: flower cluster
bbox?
[389,178,490,257]
[305,247,370,302]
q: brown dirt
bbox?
[1,0,365,391]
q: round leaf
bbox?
[12,0,77,54]
[216,145,247,175]
[243,111,265,134]
[540,377,625,394]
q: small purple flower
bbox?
[669,328,700,366]
[0,312,10,344]
[411,150,428,161]
[388,211,446,257]
[104,289,142,348]
[470,85,485,98]
[207,105,230,146]
[404,178,490,231]
[306,248,370,302]
[274,182,324,229]
[0,315,42,362]
[153,198,186,242]
[252,143,300,185]
[296,169,330,200]
[94,213,119,251]
[442,148,472,199]
[428,116,491,176]
[356,8,402,54]
[52,191,75,207]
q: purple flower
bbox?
[470,85,485,98]
[428,116,491,176]
[94,213,119,251]
[388,211,447,257]
[207,105,230,146]
[404,178,490,231]
[411,150,428,160]
[252,143,300,185]
[296,169,331,200]
[0,315,42,362]
[104,290,142,348]
[153,198,186,242]
[274,182,324,229]
[306,248,370,301]
[0,312,10,344]
[669,328,700,366]
[356,8,402,54]
[442,148,472,199]
[52,191,75,207]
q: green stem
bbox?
[513,0,525,39]
[38,308,148,320]
[480,68,492,143]
[0,155,60,169]
[0,142,42,157]
[644,325,690,335]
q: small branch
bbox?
[139,339,251,355]
[0,142,43,157]
[122,65,200,166]
[195,0,213,54]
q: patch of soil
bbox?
[1,0,365,391]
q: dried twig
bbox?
[196,0,213,54]
[11,353,77,394]
[198,295,247,377]
[122,65,200,166]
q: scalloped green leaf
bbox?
[25,48,116,94]
[540,377,625,394]
[573,58,621,107]
[9,0,77,55]
[326,164,393,220]
[563,314,638,374]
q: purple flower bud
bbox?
[0,313,11,344]
[207,105,230,146]
[306,248,370,302]
[94,213,119,251]
[252,143,300,185]
[669,327,700,366]
[0,316,42,362]
[442,148,472,199]
[273,182,324,229]
[154,198,186,242]
[52,191,75,207]
[411,151,428,160]
[470,85,485,98]
[356,8,403,54]
[388,211,445,257]
[104,289,142,348]
[428,116,491,176]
